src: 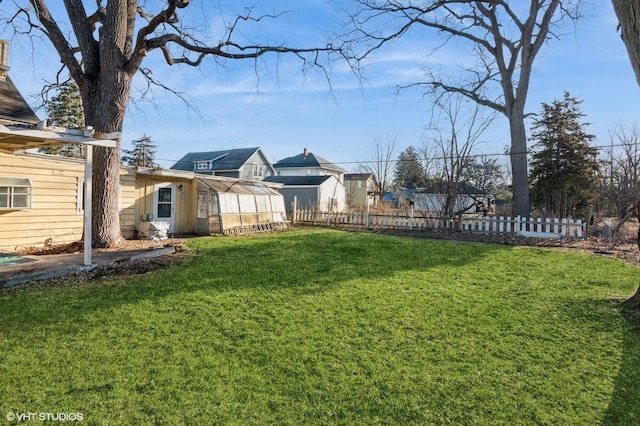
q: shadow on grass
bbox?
[0,229,511,330]
[601,302,640,425]
[561,293,640,425]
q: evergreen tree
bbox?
[393,146,428,188]
[529,92,599,217]
[122,135,158,168]
[39,81,85,157]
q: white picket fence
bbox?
[293,209,586,239]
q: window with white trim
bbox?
[252,163,264,178]
[0,177,31,210]
[196,161,209,170]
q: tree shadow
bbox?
[601,297,640,425]
[0,229,509,330]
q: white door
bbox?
[154,183,176,233]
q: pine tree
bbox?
[529,92,599,217]
[122,135,158,168]
[394,146,428,188]
[39,81,85,158]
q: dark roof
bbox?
[274,151,344,173]
[416,182,488,195]
[264,175,333,186]
[0,75,39,125]
[382,187,416,201]
[345,173,374,180]
[171,147,263,172]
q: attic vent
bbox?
[0,40,9,82]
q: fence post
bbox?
[410,205,414,230]
[366,199,370,229]
[292,196,298,223]
[515,215,521,236]
[577,219,584,238]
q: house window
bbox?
[357,181,362,188]
[253,164,264,178]
[196,161,209,170]
[0,177,31,210]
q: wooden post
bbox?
[292,196,297,224]
[366,197,370,229]
[409,204,414,230]
[83,145,93,266]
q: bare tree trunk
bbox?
[612,0,640,87]
[637,200,640,251]
[620,200,640,319]
[607,2,640,314]
[509,113,531,218]
[83,71,132,248]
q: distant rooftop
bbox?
[345,173,374,180]
[274,148,344,173]
[0,75,39,125]
[171,147,265,172]
[264,175,333,186]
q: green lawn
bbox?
[1,228,640,425]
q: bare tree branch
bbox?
[343,0,582,217]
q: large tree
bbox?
[611,1,640,315]
[529,92,599,218]
[612,1,640,86]
[345,0,583,218]
[5,1,339,247]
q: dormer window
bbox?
[253,164,264,178]
[196,161,209,170]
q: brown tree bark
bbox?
[637,200,640,251]
[612,1,640,87]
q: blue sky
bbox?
[2,1,639,171]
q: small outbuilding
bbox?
[135,168,287,236]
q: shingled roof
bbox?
[264,175,333,186]
[0,75,39,125]
[171,147,264,172]
[274,149,344,173]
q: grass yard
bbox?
[1,228,640,425]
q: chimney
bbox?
[0,40,9,82]
[303,147,308,158]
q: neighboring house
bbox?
[264,175,345,212]
[274,148,345,180]
[413,182,493,215]
[344,173,377,208]
[171,147,275,181]
[269,148,346,212]
[382,187,417,208]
